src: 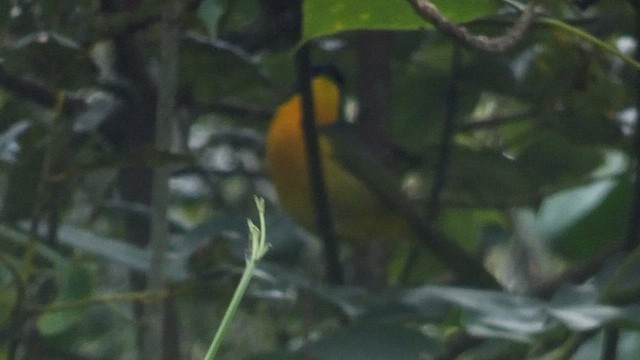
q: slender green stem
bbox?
[540,17,640,72]
[204,197,269,360]
[501,0,640,71]
[204,260,257,360]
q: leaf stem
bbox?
[203,197,269,360]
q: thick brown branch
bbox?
[408,0,537,52]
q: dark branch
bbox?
[0,65,84,113]
[296,44,344,284]
[401,46,463,283]
[427,45,460,219]
[331,127,500,288]
[408,0,537,52]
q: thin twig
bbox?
[539,17,640,72]
[331,127,500,288]
[400,46,463,282]
[426,45,461,221]
[31,92,74,246]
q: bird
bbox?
[264,71,501,289]
[265,72,412,245]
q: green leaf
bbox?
[38,263,94,336]
[515,131,604,190]
[601,249,640,305]
[302,0,500,42]
[517,36,629,145]
[537,180,616,240]
[389,43,482,154]
[181,35,267,103]
[38,308,84,337]
[308,322,442,359]
[0,120,30,163]
[198,0,227,38]
[3,32,95,88]
[437,208,507,251]
[60,263,93,301]
[53,224,190,281]
[403,286,547,341]
[0,283,17,328]
[573,330,640,360]
[402,285,638,341]
[536,178,632,260]
[548,305,620,331]
[2,122,47,222]
[447,149,536,207]
[0,1,12,33]
[549,283,622,330]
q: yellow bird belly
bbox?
[266,93,409,243]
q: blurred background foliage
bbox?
[0,0,639,359]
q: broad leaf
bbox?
[303,0,500,42]
[536,177,632,260]
[307,322,442,359]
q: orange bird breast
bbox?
[266,76,410,242]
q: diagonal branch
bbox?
[400,45,464,283]
[0,65,84,113]
[296,45,344,285]
[408,0,537,52]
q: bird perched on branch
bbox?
[265,70,500,289]
[266,71,413,246]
